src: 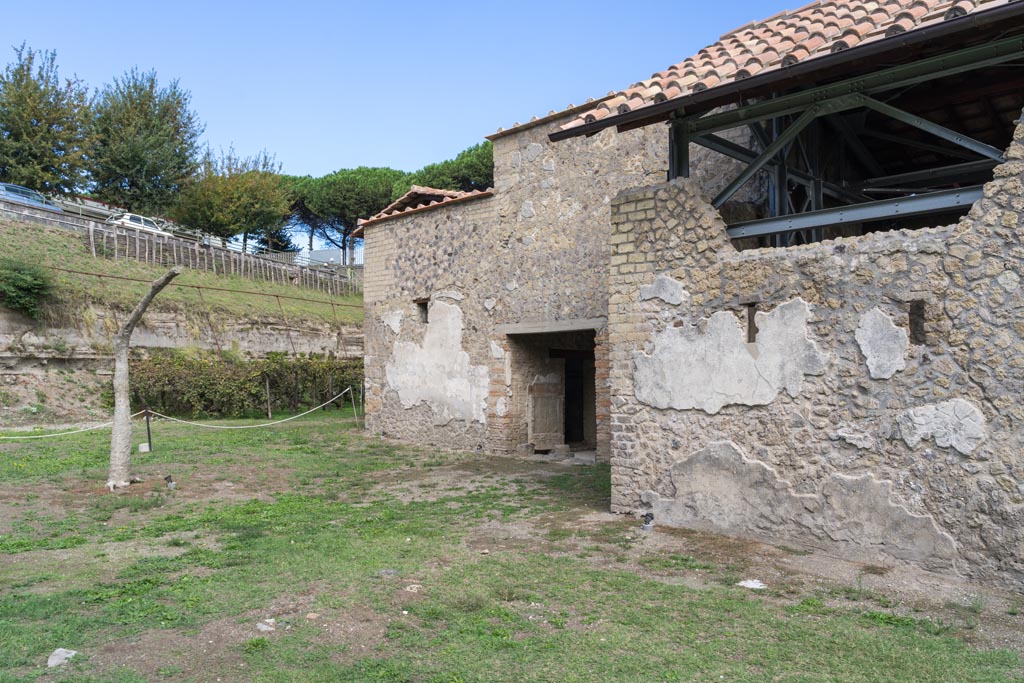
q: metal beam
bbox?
[856,159,999,188]
[668,119,689,180]
[694,134,869,204]
[713,106,821,208]
[859,130,979,161]
[726,186,983,239]
[679,35,1024,137]
[859,96,1006,162]
[747,123,770,150]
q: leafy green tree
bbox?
[307,166,405,264]
[0,44,93,195]
[172,147,290,251]
[392,141,493,199]
[170,148,233,240]
[91,68,203,214]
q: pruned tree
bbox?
[108,267,180,491]
[307,167,405,264]
[91,68,203,214]
[0,44,93,195]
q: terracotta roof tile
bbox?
[551,0,1012,134]
[354,185,493,233]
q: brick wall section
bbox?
[362,115,676,456]
[605,116,1024,584]
[362,218,398,303]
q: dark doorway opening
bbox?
[550,348,595,449]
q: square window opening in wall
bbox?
[745,303,759,344]
[415,298,429,323]
[909,300,927,345]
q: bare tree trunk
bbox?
[107,267,181,491]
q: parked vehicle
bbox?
[0,182,63,212]
[104,212,173,237]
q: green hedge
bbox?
[0,259,52,318]
[129,351,363,417]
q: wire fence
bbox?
[48,265,362,312]
[0,388,362,441]
[1,198,362,296]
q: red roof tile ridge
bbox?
[557,0,1011,134]
[355,187,495,232]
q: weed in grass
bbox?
[157,665,184,677]
[638,553,714,572]
[1008,601,1021,616]
[788,597,830,615]
[862,610,953,635]
[243,637,271,654]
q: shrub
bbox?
[130,350,363,417]
[0,259,52,318]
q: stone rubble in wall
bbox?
[605,119,1024,583]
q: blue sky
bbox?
[4,1,769,177]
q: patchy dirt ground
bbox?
[3,450,1022,681]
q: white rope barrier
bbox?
[0,410,148,440]
[147,387,352,430]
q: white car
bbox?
[104,212,173,237]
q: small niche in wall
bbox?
[415,298,429,324]
[745,303,759,343]
[909,300,926,345]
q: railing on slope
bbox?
[0,199,362,296]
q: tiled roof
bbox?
[354,185,492,234]
[559,0,1015,133]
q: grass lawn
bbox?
[0,414,1020,682]
[0,218,362,326]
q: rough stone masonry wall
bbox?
[0,305,363,426]
[363,115,676,453]
[607,118,1024,584]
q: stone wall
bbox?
[361,102,774,455]
[606,119,1024,583]
[0,306,362,426]
[363,115,672,453]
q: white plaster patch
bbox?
[648,442,958,569]
[434,290,464,301]
[490,341,505,359]
[640,275,689,306]
[495,397,508,417]
[385,301,489,426]
[380,310,403,334]
[896,398,987,455]
[855,307,908,379]
[484,298,497,311]
[633,298,827,414]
